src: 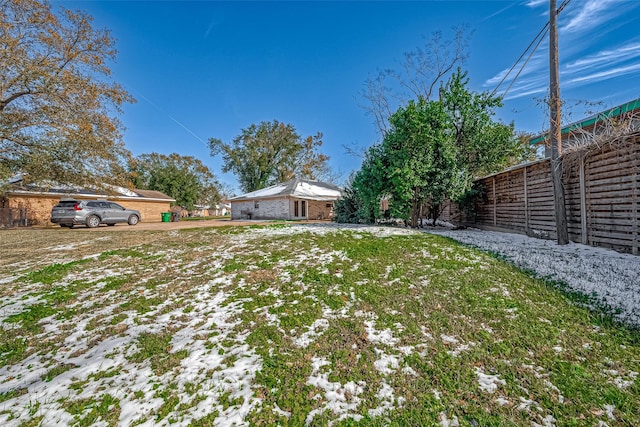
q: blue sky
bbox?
[58,0,640,192]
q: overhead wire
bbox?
[501,26,549,99]
[489,22,549,98]
[490,0,572,99]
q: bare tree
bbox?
[563,110,640,155]
[358,25,472,135]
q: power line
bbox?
[501,26,549,99]
[490,0,572,99]
[489,22,549,98]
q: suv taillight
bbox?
[73,203,82,211]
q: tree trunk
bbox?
[410,188,419,228]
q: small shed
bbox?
[230,179,342,220]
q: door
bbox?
[85,201,106,220]
[107,202,128,222]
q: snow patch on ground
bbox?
[532,414,557,427]
[305,357,364,426]
[364,320,399,346]
[475,367,506,393]
[293,318,330,348]
[426,228,640,327]
[439,411,460,427]
[0,273,263,426]
[368,381,403,417]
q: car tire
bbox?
[86,215,100,228]
[128,215,139,226]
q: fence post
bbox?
[633,147,639,255]
[493,177,497,227]
[524,166,529,234]
[580,154,588,245]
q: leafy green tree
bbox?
[0,0,134,189]
[209,120,330,193]
[131,153,221,210]
[381,98,465,227]
[332,177,363,224]
[340,70,527,228]
[351,144,388,223]
[441,69,528,178]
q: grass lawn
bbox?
[0,224,638,426]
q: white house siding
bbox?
[231,198,290,220]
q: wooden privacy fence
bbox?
[444,136,640,255]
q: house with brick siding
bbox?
[1,178,175,226]
[230,179,342,221]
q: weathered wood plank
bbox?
[451,140,639,254]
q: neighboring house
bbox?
[190,205,210,217]
[1,179,175,226]
[191,201,231,217]
[531,97,640,157]
[211,201,231,217]
[230,179,342,220]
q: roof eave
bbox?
[5,189,175,203]
[530,97,640,145]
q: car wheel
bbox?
[86,215,100,228]
[107,223,116,226]
[128,215,139,226]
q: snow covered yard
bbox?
[0,224,639,426]
[424,227,640,327]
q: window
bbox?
[301,200,306,217]
[294,201,299,217]
[57,201,78,208]
[326,203,333,208]
[254,201,259,209]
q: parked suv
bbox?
[51,199,141,228]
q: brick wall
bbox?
[231,198,336,220]
[117,200,171,223]
[6,195,57,226]
[305,200,335,220]
[231,198,289,220]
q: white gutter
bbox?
[6,189,175,203]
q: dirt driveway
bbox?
[56,219,268,231]
[42,218,329,231]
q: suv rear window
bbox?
[57,201,78,207]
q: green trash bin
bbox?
[161,212,171,222]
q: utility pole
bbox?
[549,0,569,245]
